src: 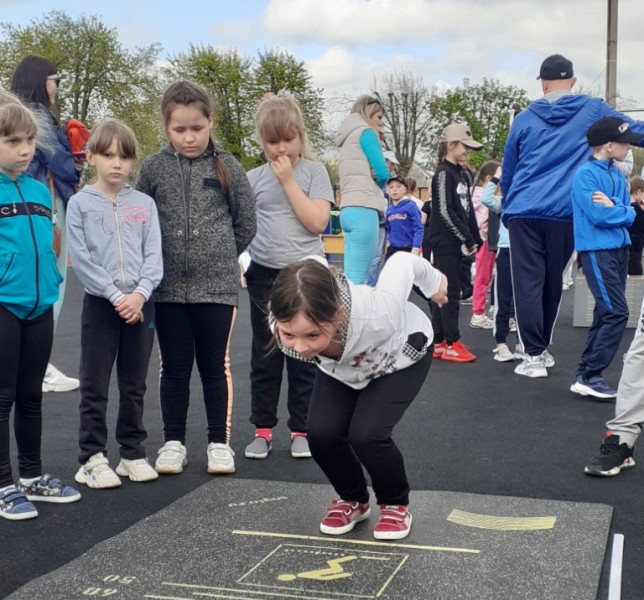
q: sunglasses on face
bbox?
[47,75,61,86]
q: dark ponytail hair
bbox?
[475,160,501,187]
[161,80,231,193]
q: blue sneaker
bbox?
[0,487,38,520]
[570,375,617,399]
[17,474,81,503]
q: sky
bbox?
[2,0,644,115]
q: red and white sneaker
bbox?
[320,499,371,535]
[441,340,476,363]
[432,340,447,358]
[373,505,412,540]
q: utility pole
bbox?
[606,0,618,106]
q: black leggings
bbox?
[0,307,53,487]
[155,302,236,445]
[307,352,431,506]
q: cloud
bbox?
[267,0,643,107]
[210,19,254,44]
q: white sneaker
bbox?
[469,314,494,329]
[541,350,555,368]
[75,453,122,489]
[514,355,548,378]
[207,443,236,474]
[155,441,187,474]
[493,344,516,362]
[42,363,79,393]
[116,458,159,482]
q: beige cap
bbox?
[439,124,483,150]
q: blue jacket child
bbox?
[569,116,640,399]
[385,175,423,255]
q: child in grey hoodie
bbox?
[67,119,163,489]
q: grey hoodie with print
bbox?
[136,143,256,306]
[66,184,163,305]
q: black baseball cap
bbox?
[537,54,574,80]
[386,174,406,186]
[586,117,644,147]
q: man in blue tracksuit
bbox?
[501,54,644,379]
[569,117,639,398]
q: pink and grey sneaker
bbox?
[319,499,371,535]
[373,505,412,540]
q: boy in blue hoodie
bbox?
[384,175,423,260]
[570,117,639,399]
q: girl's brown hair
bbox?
[630,176,644,196]
[269,260,342,329]
[0,93,38,138]
[475,160,501,187]
[86,118,137,159]
[255,94,314,160]
[161,80,231,193]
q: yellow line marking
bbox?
[231,530,479,554]
[447,509,556,531]
[376,554,408,597]
[161,582,369,599]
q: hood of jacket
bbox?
[335,113,369,147]
[527,94,593,127]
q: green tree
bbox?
[432,78,530,168]
[0,10,164,159]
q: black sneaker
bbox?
[584,434,636,477]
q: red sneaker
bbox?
[441,340,476,363]
[374,505,412,540]
[432,340,447,358]
[320,499,371,535]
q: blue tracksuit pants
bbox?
[577,248,629,379]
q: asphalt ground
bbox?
[1,271,642,599]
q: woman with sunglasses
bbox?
[11,55,82,393]
[334,95,389,284]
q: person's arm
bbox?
[359,129,389,187]
[227,158,257,255]
[65,197,125,304]
[480,180,502,213]
[572,171,636,229]
[34,117,79,185]
[500,129,519,200]
[410,204,424,252]
[434,169,477,248]
[135,199,164,299]
[271,160,331,234]
[375,251,447,306]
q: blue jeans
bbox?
[340,207,380,284]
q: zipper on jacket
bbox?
[112,202,127,289]
[14,180,40,319]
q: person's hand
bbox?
[431,273,448,307]
[461,243,478,257]
[494,166,502,179]
[115,292,145,324]
[592,191,614,207]
[411,248,421,256]
[270,155,294,185]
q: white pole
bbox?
[608,533,624,600]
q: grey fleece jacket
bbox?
[66,185,163,304]
[136,143,256,306]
